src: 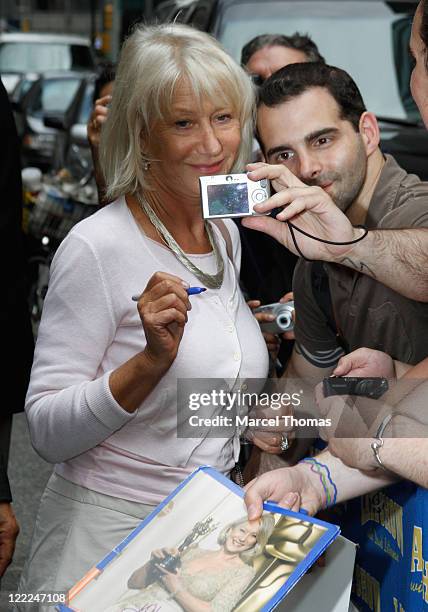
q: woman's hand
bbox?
[242,162,362,261]
[332,348,395,379]
[150,547,180,563]
[160,568,184,595]
[87,94,112,148]
[136,272,191,370]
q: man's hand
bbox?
[332,348,396,379]
[242,162,363,261]
[87,94,111,149]
[247,299,280,360]
[244,464,324,519]
[0,502,19,577]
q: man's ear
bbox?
[359,111,380,156]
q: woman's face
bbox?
[410,3,428,127]
[224,520,260,554]
[146,81,242,200]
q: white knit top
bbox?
[25,197,269,504]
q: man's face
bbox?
[246,45,309,84]
[257,87,368,211]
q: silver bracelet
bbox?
[370,413,393,470]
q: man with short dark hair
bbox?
[237,33,325,354]
[243,62,428,473]
[242,33,325,85]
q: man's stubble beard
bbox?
[305,138,368,213]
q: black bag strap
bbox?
[311,261,349,353]
[311,261,337,336]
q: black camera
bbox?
[322,377,389,400]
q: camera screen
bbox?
[207,182,249,216]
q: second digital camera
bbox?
[199,173,270,219]
[253,301,295,334]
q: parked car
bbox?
[0,32,95,94]
[12,71,96,171]
[155,0,428,179]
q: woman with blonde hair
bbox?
[109,515,275,612]
[18,23,270,599]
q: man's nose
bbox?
[298,152,322,182]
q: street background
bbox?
[3,413,52,593]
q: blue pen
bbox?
[131,286,206,301]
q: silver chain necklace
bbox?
[136,193,224,289]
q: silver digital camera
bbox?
[199,173,270,219]
[254,301,295,334]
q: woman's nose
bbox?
[199,124,223,156]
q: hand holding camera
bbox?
[253,300,294,335]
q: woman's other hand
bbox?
[136,272,191,370]
[87,94,112,148]
[151,547,180,563]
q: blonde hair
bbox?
[217,514,275,564]
[99,23,255,201]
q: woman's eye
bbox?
[216,113,232,123]
[174,120,191,128]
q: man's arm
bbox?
[335,228,428,301]
[245,448,397,519]
[242,163,428,301]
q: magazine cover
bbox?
[58,467,340,612]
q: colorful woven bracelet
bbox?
[299,457,338,507]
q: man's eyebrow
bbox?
[266,127,339,158]
[304,127,339,143]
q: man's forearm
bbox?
[309,450,397,505]
[336,228,428,301]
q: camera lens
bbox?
[278,313,292,329]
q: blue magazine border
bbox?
[58,465,340,612]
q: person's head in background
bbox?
[93,61,116,103]
[410,0,428,125]
[241,33,325,86]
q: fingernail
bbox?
[283,492,298,508]
[181,280,190,288]
[247,504,259,520]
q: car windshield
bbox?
[215,0,419,122]
[27,78,81,118]
[0,42,94,73]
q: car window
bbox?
[215,0,418,122]
[77,81,95,124]
[27,78,81,118]
[0,42,93,72]
[11,76,35,103]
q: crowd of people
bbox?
[2,0,428,610]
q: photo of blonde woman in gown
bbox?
[107,515,275,612]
